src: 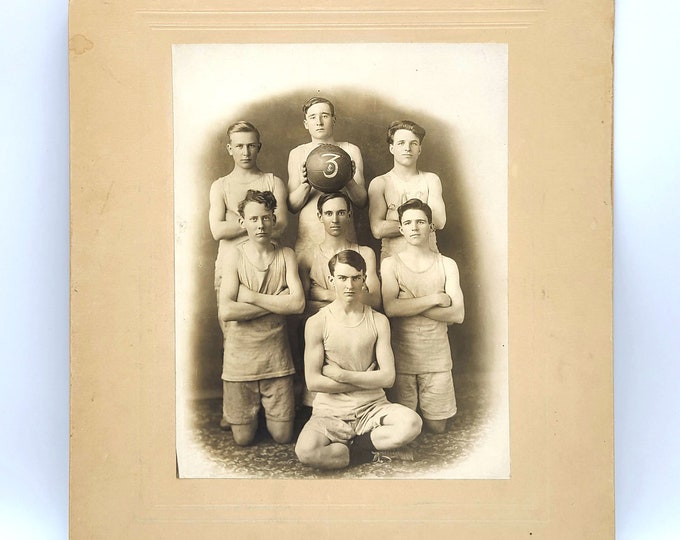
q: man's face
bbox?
[318,197,351,237]
[389,129,422,167]
[227,131,261,170]
[399,208,432,245]
[240,201,275,242]
[329,262,366,303]
[303,102,335,140]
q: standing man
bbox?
[209,121,288,295]
[287,97,367,262]
[368,120,446,261]
[219,190,305,446]
[380,199,464,433]
[295,250,422,470]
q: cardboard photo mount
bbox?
[69,1,614,538]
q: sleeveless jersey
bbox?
[380,170,438,260]
[214,172,276,288]
[221,243,295,381]
[312,305,385,416]
[390,253,453,374]
[308,242,360,302]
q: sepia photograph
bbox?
[173,42,509,479]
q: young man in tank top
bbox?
[287,97,367,261]
[300,192,381,313]
[368,120,446,261]
[209,121,288,294]
[380,199,464,433]
[295,250,422,470]
[295,192,382,408]
[218,190,305,446]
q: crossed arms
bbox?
[381,255,464,324]
[218,246,305,323]
[304,310,395,394]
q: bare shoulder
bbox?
[288,143,307,160]
[422,171,442,184]
[368,173,387,194]
[441,254,460,274]
[357,245,376,263]
[305,309,325,333]
[380,254,396,274]
[372,309,391,330]
[344,142,363,157]
[210,176,226,193]
[281,245,298,261]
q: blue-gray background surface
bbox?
[1,1,678,538]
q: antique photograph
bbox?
[173,42,509,479]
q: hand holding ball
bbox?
[304,144,353,193]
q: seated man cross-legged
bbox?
[295,250,422,470]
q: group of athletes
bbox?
[209,96,465,470]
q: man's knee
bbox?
[405,409,423,438]
[390,407,422,443]
[268,420,294,444]
[232,423,257,446]
[294,437,318,465]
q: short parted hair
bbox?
[316,191,352,214]
[237,189,277,217]
[386,120,426,145]
[302,97,335,117]
[397,198,433,224]
[328,249,366,276]
[227,121,261,143]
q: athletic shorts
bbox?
[222,375,295,425]
[301,397,409,444]
[392,371,457,421]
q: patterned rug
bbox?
[178,372,498,479]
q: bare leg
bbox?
[369,406,422,450]
[231,420,258,446]
[295,427,350,470]
[266,419,294,444]
[423,418,448,434]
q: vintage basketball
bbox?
[305,144,353,193]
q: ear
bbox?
[429,223,435,231]
[303,118,309,130]
[238,216,245,229]
[271,214,277,225]
[317,211,323,221]
[389,143,395,156]
[226,143,233,156]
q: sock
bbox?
[349,432,377,465]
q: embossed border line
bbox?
[137,8,546,31]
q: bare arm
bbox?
[304,315,364,394]
[426,173,447,230]
[322,312,395,389]
[237,248,305,315]
[218,248,269,322]
[271,175,289,238]
[358,246,382,309]
[286,147,314,213]
[381,256,451,318]
[368,176,401,240]
[421,257,465,324]
[209,180,247,242]
[342,144,367,208]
